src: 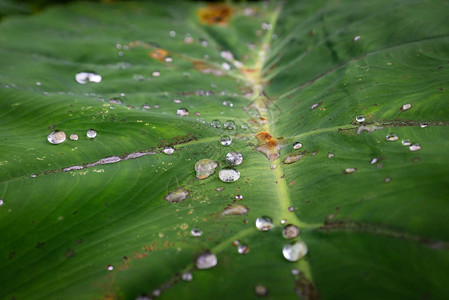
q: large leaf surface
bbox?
[1,1,449,299]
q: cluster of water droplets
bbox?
[47,129,97,144]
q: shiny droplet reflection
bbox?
[224,120,236,130]
[86,129,97,138]
[282,241,308,262]
[386,134,398,141]
[237,244,249,254]
[47,130,66,144]
[218,167,240,182]
[355,115,365,122]
[191,228,203,237]
[255,216,273,231]
[210,119,222,128]
[195,253,217,270]
[75,72,102,84]
[220,135,232,146]
[282,224,300,239]
[293,142,303,150]
[176,108,189,117]
[226,152,243,165]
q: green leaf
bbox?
[1,1,449,299]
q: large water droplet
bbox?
[293,142,303,150]
[195,159,218,180]
[220,135,232,146]
[182,272,193,281]
[282,224,300,239]
[86,129,97,139]
[211,119,222,128]
[47,130,66,144]
[282,241,308,262]
[400,103,412,112]
[195,253,217,269]
[386,134,398,141]
[191,228,203,237]
[355,115,365,123]
[163,147,174,155]
[219,167,240,182]
[343,167,357,174]
[224,120,236,130]
[237,244,249,254]
[409,144,421,151]
[69,134,79,141]
[402,139,411,146]
[75,72,102,84]
[226,152,243,165]
[177,108,189,117]
[255,216,273,231]
[164,187,190,203]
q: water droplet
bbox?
[199,38,208,47]
[195,159,219,180]
[109,98,122,105]
[386,134,399,141]
[184,34,194,44]
[385,177,391,183]
[282,241,308,262]
[288,206,295,212]
[261,22,272,30]
[281,219,286,224]
[254,285,268,297]
[220,50,234,61]
[69,134,79,141]
[163,147,174,155]
[211,119,222,128]
[255,216,273,231]
[235,194,243,200]
[75,72,102,84]
[177,108,189,117]
[152,289,161,297]
[327,153,335,158]
[233,240,241,246]
[355,115,365,123]
[402,139,411,146]
[173,98,182,104]
[107,265,114,271]
[191,228,203,237]
[293,142,303,150]
[223,120,236,130]
[219,167,240,182]
[282,224,300,239]
[36,81,42,86]
[169,30,176,37]
[86,129,97,139]
[222,62,231,71]
[195,252,217,270]
[164,56,173,63]
[343,167,357,174]
[226,152,243,165]
[400,103,412,112]
[152,70,161,77]
[241,123,249,130]
[222,204,249,216]
[310,102,321,110]
[220,135,232,146]
[291,268,300,276]
[0,199,3,206]
[353,35,361,42]
[409,144,421,151]
[237,244,249,254]
[180,272,193,282]
[164,187,189,203]
[47,130,66,144]
[420,122,428,128]
[370,158,378,164]
[283,151,306,164]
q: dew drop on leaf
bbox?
[176,108,189,117]
[254,285,268,297]
[152,71,161,77]
[107,265,114,271]
[235,194,243,200]
[75,72,102,84]
[402,139,411,146]
[288,206,295,212]
[47,130,66,144]
[282,241,308,262]
[281,219,287,224]
[237,244,249,254]
[370,158,378,164]
[222,204,248,216]
[194,159,219,180]
[420,122,428,128]
[69,134,79,141]
[195,253,217,270]
[233,240,241,246]
[221,62,231,71]
[182,272,193,282]
[211,119,222,128]
[226,151,243,165]
[343,167,357,174]
[191,228,202,237]
[0,199,4,206]
[163,147,174,155]
[220,135,232,146]
[327,152,335,158]
[386,133,399,141]
[291,268,300,276]
[255,216,273,231]
[109,97,122,104]
[293,142,303,149]
[282,224,300,239]
[169,30,176,37]
[86,129,97,139]
[355,115,365,123]
[409,144,421,151]
[220,50,234,61]
[164,187,189,203]
[218,167,240,182]
[400,103,412,112]
[224,120,236,130]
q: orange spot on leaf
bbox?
[149,48,169,61]
[197,4,233,26]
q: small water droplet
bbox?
[237,244,249,254]
[283,224,300,239]
[86,129,97,139]
[385,177,391,183]
[218,167,240,182]
[223,120,236,130]
[386,134,399,141]
[370,158,378,164]
[152,289,161,297]
[402,139,411,146]
[220,50,234,61]
[47,130,66,144]
[281,219,286,224]
[195,252,217,270]
[226,152,243,165]
[355,115,365,123]
[254,285,268,297]
[255,216,273,231]
[164,56,173,63]
[288,206,295,212]
[343,167,357,174]
[195,159,219,180]
[173,98,182,104]
[109,97,122,105]
[261,22,272,30]
[233,240,241,247]
[222,62,231,71]
[199,38,208,47]
[293,142,303,150]
[400,103,412,112]
[177,108,189,117]
[163,147,174,155]
[327,153,335,158]
[164,187,190,203]
[191,228,203,237]
[0,199,3,206]
[235,194,243,200]
[107,265,114,271]
[420,122,428,128]
[75,72,102,84]
[220,135,232,146]
[169,30,176,37]
[184,34,194,44]
[69,134,79,141]
[241,123,249,130]
[283,241,308,262]
[409,144,421,151]
[152,70,161,77]
[211,119,222,128]
[353,35,361,42]
[182,272,193,281]
[142,104,151,110]
[310,102,321,110]
[36,81,42,86]
[222,204,249,216]
[291,268,300,276]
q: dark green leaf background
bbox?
[0,1,448,299]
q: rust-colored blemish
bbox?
[149,48,169,62]
[193,60,226,76]
[255,131,287,161]
[197,4,233,26]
